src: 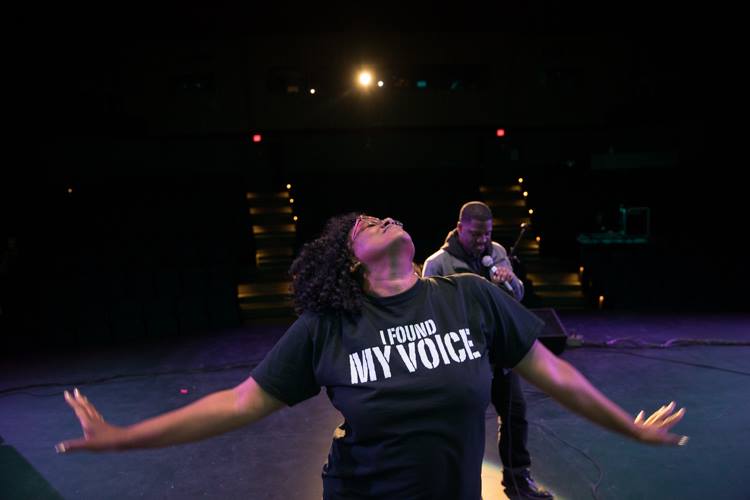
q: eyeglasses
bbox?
[350,215,404,242]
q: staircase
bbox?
[237,190,297,320]
[480,183,588,310]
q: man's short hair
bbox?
[459,201,493,223]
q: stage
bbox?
[2,311,748,499]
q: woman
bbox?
[57,213,686,500]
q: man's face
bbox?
[457,218,492,257]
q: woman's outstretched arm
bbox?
[56,376,284,453]
[512,340,687,446]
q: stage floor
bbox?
[2,311,749,499]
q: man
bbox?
[422,201,552,500]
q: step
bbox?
[246,192,289,201]
[256,248,294,258]
[249,212,296,225]
[529,283,583,294]
[512,241,540,251]
[239,301,296,319]
[480,185,523,195]
[249,206,293,215]
[252,224,296,236]
[526,272,581,286]
[238,281,292,299]
[534,290,587,300]
[256,255,293,267]
[251,217,298,228]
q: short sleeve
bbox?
[474,277,544,368]
[251,315,321,406]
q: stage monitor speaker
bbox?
[529,308,568,355]
[0,442,64,499]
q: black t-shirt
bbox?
[252,274,544,500]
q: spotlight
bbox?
[309,88,316,95]
[358,71,373,87]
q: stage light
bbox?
[535,236,541,243]
[293,216,298,222]
[252,134,262,143]
[286,184,291,190]
[67,187,73,194]
[289,198,294,204]
[523,191,528,197]
[528,209,534,215]
[598,295,605,309]
[377,80,384,87]
[579,266,584,274]
[518,177,524,184]
[309,88,316,95]
[358,71,373,87]
[496,128,506,137]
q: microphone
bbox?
[481,255,514,294]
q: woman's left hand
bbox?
[632,401,688,446]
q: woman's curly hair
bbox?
[289,212,365,316]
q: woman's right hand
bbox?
[56,388,126,453]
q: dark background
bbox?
[2,5,745,350]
